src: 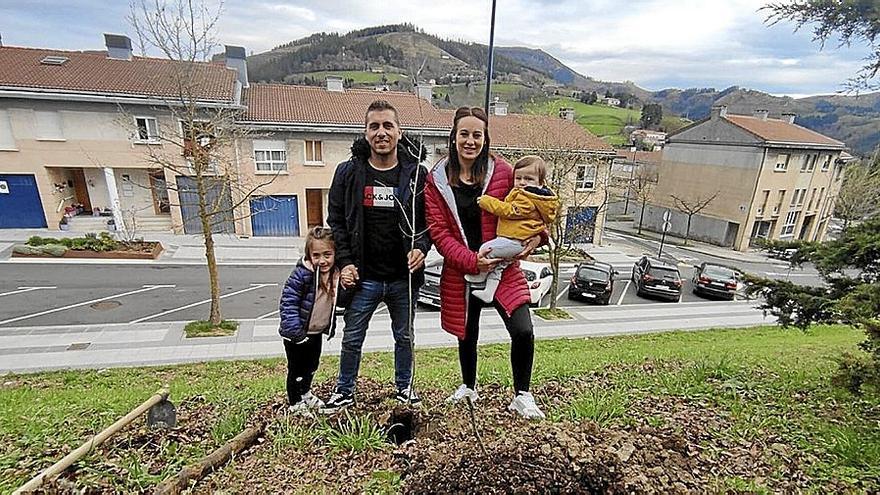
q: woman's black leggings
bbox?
[458,294,535,393]
[283,334,323,404]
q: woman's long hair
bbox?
[446,106,491,187]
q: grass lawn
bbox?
[1,325,878,492]
[294,70,406,85]
[527,97,642,141]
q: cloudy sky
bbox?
[0,0,871,96]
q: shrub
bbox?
[39,244,68,257]
[13,245,41,255]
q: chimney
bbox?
[753,109,769,121]
[710,105,728,120]
[415,82,434,103]
[490,101,508,116]
[104,33,132,61]
[558,107,576,121]
[781,112,796,124]
[325,76,344,92]
[224,45,249,88]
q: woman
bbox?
[424,106,545,420]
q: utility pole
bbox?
[484,0,497,113]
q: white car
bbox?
[519,260,554,305]
[417,258,553,307]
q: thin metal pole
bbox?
[658,230,667,258]
[484,0,497,113]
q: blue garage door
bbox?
[564,206,597,243]
[176,176,234,234]
[250,195,299,237]
[0,174,48,228]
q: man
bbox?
[322,100,431,412]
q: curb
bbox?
[606,227,768,264]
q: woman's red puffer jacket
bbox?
[425,156,532,340]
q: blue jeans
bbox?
[335,279,416,395]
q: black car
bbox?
[416,261,442,309]
[692,262,738,300]
[568,261,616,305]
[632,256,682,302]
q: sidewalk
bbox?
[604,221,773,265]
[0,228,304,265]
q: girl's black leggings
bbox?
[458,295,535,393]
[283,334,323,404]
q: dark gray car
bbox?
[692,262,738,300]
[632,256,682,302]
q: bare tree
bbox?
[670,192,719,245]
[500,117,614,310]
[834,160,880,232]
[630,164,658,234]
[126,0,278,326]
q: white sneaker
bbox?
[446,384,478,404]
[508,392,545,420]
[301,391,325,410]
[288,400,315,418]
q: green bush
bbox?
[25,236,45,246]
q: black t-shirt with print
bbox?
[452,182,483,252]
[362,163,408,281]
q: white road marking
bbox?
[0,285,175,326]
[556,283,571,302]
[0,286,57,298]
[129,283,277,323]
[256,310,279,320]
[763,272,816,277]
[616,281,631,306]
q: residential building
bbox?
[0,36,244,232]
[1,36,614,242]
[630,129,667,150]
[641,106,847,251]
[603,97,621,107]
[608,149,662,216]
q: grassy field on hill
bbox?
[527,97,642,145]
[1,325,877,493]
[291,70,407,85]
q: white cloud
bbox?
[0,0,871,95]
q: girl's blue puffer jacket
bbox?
[279,258,339,342]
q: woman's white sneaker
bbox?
[446,384,478,404]
[301,391,325,410]
[508,391,545,420]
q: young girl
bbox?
[279,226,340,415]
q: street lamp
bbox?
[484,0,497,113]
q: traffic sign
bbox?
[662,221,672,232]
[663,210,671,222]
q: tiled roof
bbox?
[613,149,663,165]
[0,45,237,102]
[725,114,844,147]
[483,112,613,153]
[242,84,451,128]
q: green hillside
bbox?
[285,70,407,85]
[527,97,642,145]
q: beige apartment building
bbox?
[0,36,246,233]
[642,105,847,251]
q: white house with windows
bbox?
[0,36,245,232]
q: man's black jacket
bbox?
[327,137,432,286]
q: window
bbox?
[821,155,831,171]
[774,153,790,172]
[790,189,798,207]
[0,110,15,150]
[774,190,785,213]
[800,155,810,172]
[834,163,843,181]
[180,119,214,158]
[790,188,806,207]
[758,189,770,214]
[134,117,159,142]
[798,189,807,206]
[808,188,817,210]
[304,140,323,164]
[34,111,64,140]
[576,164,597,190]
[781,210,800,237]
[253,140,287,172]
[807,154,817,172]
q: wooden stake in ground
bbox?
[14,387,170,494]
[153,424,264,495]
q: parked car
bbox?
[631,256,682,302]
[520,260,553,305]
[692,262,738,300]
[567,261,616,304]
[417,259,553,308]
